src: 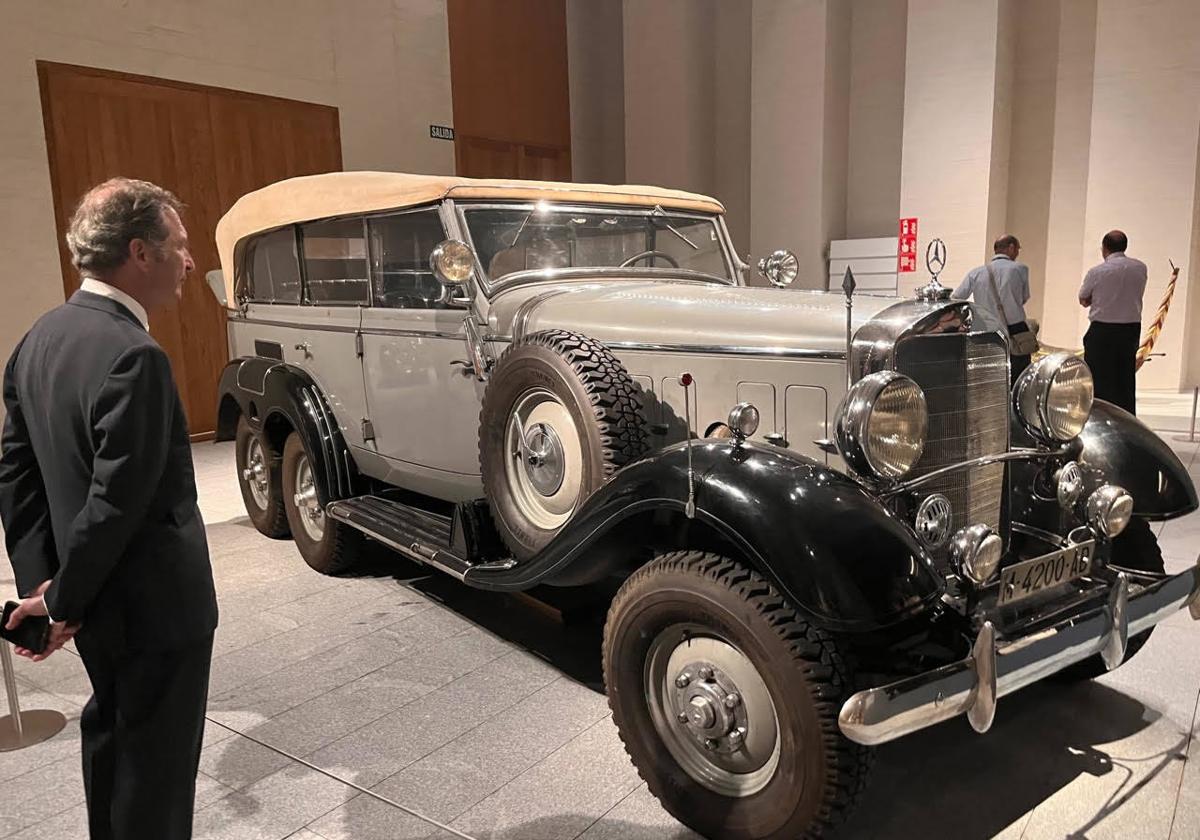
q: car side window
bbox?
[367,209,450,309]
[245,227,302,304]
[300,218,370,306]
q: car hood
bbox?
[487,279,901,355]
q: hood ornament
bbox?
[916,238,951,302]
[842,266,856,390]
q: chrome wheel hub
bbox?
[293,454,325,541]
[242,439,269,510]
[522,422,566,495]
[504,389,583,530]
[646,626,781,797]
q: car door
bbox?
[358,206,488,480]
[235,223,372,452]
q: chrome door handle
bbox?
[295,341,312,358]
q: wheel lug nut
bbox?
[704,738,719,751]
[698,667,714,681]
[677,712,689,724]
[724,693,740,709]
[675,673,691,688]
[729,729,744,747]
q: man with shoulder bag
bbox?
[953,234,1038,381]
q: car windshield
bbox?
[461,204,733,284]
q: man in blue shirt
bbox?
[953,234,1033,380]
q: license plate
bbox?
[998,541,1095,605]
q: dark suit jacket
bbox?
[0,290,217,651]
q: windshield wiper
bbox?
[508,211,533,247]
[651,205,698,251]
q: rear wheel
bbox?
[603,551,870,839]
[281,432,364,575]
[1058,517,1164,680]
[235,416,289,538]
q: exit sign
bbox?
[898,217,918,273]
[429,125,455,141]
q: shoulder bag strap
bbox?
[983,263,1012,339]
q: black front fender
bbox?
[1077,400,1198,520]
[466,440,944,632]
[215,358,358,503]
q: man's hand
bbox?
[5,579,79,661]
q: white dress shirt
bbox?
[80,278,150,330]
[1079,253,1148,323]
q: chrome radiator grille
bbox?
[895,334,1010,536]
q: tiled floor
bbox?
[1,425,1197,839]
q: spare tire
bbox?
[480,329,648,560]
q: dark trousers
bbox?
[76,631,214,840]
[1083,321,1140,415]
[1009,321,1032,382]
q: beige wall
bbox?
[750,0,850,289]
[623,0,717,194]
[567,0,625,184]
[846,0,908,239]
[898,0,1010,295]
[0,0,454,369]
[1075,0,1200,389]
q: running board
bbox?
[326,495,514,580]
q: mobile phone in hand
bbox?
[0,601,50,654]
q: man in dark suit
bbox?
[0,177,218,839]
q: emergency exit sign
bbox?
[429,125,455,141]
[898,217,918,273]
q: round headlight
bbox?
[835,371,928,480]
[430,239,475,285]
[1013,353,1094,443]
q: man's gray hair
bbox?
[66,177,183,274]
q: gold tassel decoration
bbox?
[1135,260,1180,370]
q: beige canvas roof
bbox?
[214,171,725,301]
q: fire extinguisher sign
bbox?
[898,217,918,273]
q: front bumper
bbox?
[838,559,1200,746]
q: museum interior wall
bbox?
[567,0,1200,391]
[0,0,455,429]
[3,0,1200,396]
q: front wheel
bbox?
[281,432,364,575]
[603,551,871,840]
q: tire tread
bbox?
[604,550,872,838]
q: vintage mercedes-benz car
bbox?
[209,172,1200,839]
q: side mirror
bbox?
[205,269,228,307]
[757,249,799,288]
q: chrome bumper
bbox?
[838,559,1200,746]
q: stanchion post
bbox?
[0,640,67,752]
[1,642,23,740]
[1175,385,1198,443]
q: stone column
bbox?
[749,0,851,289]
[1078,0,1200,389]
[897,0,1015,294]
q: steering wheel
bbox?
[619,250,680,269]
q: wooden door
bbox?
[37,62,341,437]
[447,0,572,180]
